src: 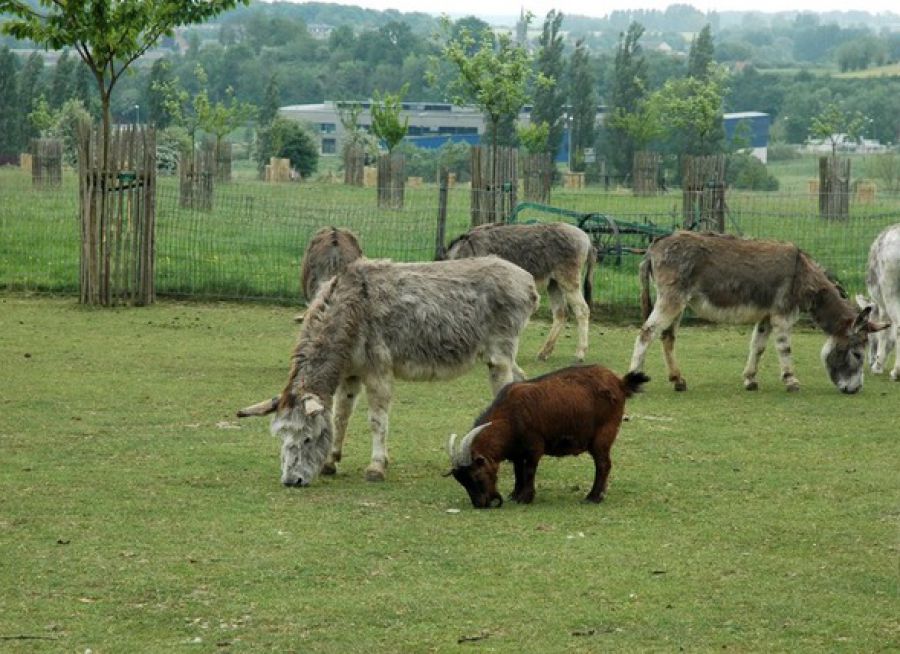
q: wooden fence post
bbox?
[377,152,405,209]
[77,121,156,306]
[521,151,552,203]
[343,144,366,186]
[470,146,518,226]
[819,156,850,220]
[31,138,63,187]
[633,151,661,196]
[682,154,726,232]
[434,167,449,260]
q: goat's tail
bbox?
[639,255,653,321]
[621,371,650,397]
[582,244,596,309]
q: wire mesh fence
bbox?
[2,167,898,321]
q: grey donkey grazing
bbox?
[444,221,596,361]
[238,256,539,487]
[629,231,888,394]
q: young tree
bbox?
[0,46,20,154]
[259,73,280,127]
[27,94,54,137]
[0,0,248,179]
[434,17,544,172]
[568,38,597,172]
[16,51,45,145]
[198,84,257,166]
[370,84,410,154]
[809,102,868,158]
[651,70,727,157]
[531,10,565,160]
[687,24,715,81]
[606,22,648,178]
[48,49,75,109]
[146,58,176,128]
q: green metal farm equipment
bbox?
[508,202,676,265]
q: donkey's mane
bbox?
[283,264,368,403]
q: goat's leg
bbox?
[515,457,539,504]
[586,444,612,503]
[537,281,566,361]
[742,318,771,391]
[772,316,801,391]
[363,374,393,482]
[510,459,526,501]
[322,375,361,475]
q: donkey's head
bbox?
[820,305,889,394]
[238,393,332,486]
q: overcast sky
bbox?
[289,0,898,21]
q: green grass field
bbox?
[1,297,898,652]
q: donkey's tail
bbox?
[582,244,596,310]
[639,255,653,321]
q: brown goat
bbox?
[447,365,649,508]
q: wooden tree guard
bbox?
[31,138,63,187]
[682,154,726,232]
[264,157,292,183]
[211,139,232,183]
[179,146,215,210]
[377,152,405,209]
[633,151,661,196]
[344,144,366,186]
[470,145,518,226]
[521,151,552,203]
[819,156,850,220]
[77,122,156,306]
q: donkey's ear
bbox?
[855,294,873,311]
[302,395,325,416]
[851,306,873,333]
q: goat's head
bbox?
[446,424,502,509]
[238,392,332,487]
[821,305,889,394]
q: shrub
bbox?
[256,117,318,178]
[726,152,780,191]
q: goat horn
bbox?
[236,396,278,418]
[454,422,492,467]
[447,433,459,460]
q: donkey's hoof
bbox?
[744,380,758,391]
[890,370,899,382]
[321,462,337,476]
[364,467,386,482]
[673,379,687,392]
[785,382,801,393]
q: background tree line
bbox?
[1,1,898,183]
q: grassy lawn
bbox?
[1,296,898,652]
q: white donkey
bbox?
[857,224,900,380]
